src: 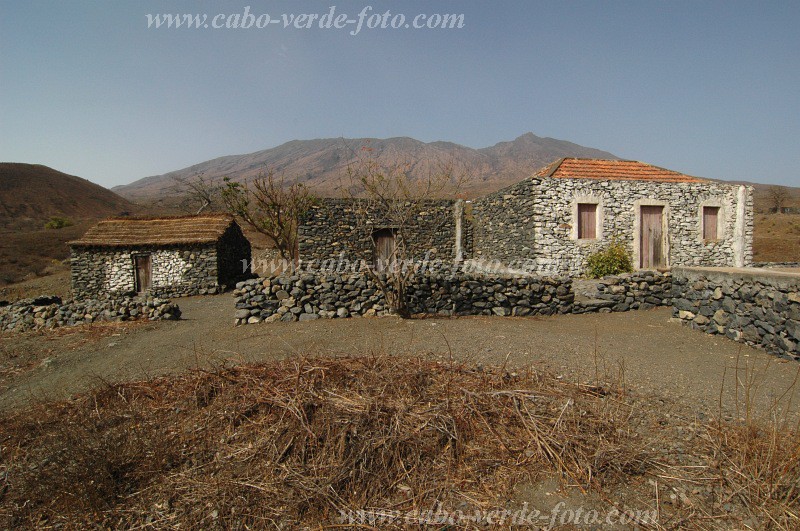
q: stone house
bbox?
[472,158,753,275]
[297,158,753,277]
[69,214,252,298]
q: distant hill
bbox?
[113,133,620,200]
[0,163,138,285]
[0,163,135,229]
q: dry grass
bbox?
[0,354,798,529]
[753,213,800,262]
[0,223,90,286]
[0,355,652,528]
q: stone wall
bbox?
[0,295,181,333]
[233,272,573,325]
[672,267,800,359]
[472,177,753,276]
[572,271,673,313]
[71,245,222,298]
[298,198,463,264]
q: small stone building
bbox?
[69,215,251,298]
[472,158,753,275]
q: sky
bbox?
[1,0,799,188]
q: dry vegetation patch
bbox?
[0,355,798,529]
[753,214,800,263]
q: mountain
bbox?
[113,133,619,200]
[0,163,135,229]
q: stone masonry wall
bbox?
[71,245,221,299]
[472,177,753,276]
[233,273,573,325]
[298,198,463,264]
[572,271,673,313]
[0,294,180,333]
[672,267,800,359]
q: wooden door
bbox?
[134,255,152,293]
[640,206,665,269]
[372,229,396,272]
[577,203,597,239]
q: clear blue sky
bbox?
[1,1,799,188]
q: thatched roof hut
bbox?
[69,215,251,298]
[69,214,237,247]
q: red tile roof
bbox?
[536,158,706,183]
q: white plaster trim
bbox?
[698,198,728,242]
[733,185,747,267]
[454,199,464,261]
[570,195,604,242]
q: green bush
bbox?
[44,216,73,230]
[585,240,633,279]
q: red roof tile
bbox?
[536,158,706,183]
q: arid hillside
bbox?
[0,163,134,230]
[113,133,620,200]
[0,164,139,285]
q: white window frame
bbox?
[699,199,726,242]
[571,196,603,242]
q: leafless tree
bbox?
[767,185,790,214]
[221,171,316,261]
[342,150,468,317]
[171,174,225,215]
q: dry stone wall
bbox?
[0,295,180,333]
[232,270,676,325]
[672,267,800,359]
[233,273,573,325]
[572,271,673,313]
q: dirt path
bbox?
[2,295,798,419]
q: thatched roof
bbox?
[69,214,237,247]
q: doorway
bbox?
[372,229,397,272]
[134,255,152,293]
[639,206,665,269]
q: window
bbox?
[577,203,597,239]
[703,206,720,240]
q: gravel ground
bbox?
[1,294,798,419]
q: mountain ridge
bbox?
[113,133,620,199]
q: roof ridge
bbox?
[99,213,233,223]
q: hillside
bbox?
[0,164,136,286]
[0,163,134,230]
[113,133,619,200]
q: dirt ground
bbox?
[2,295,798,420]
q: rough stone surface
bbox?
[298,198,467,264]
[672,267,800,359]
[572,271,672,313]
[233,269,675,325]
[0,295,181,333]
[233,272,574,325]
